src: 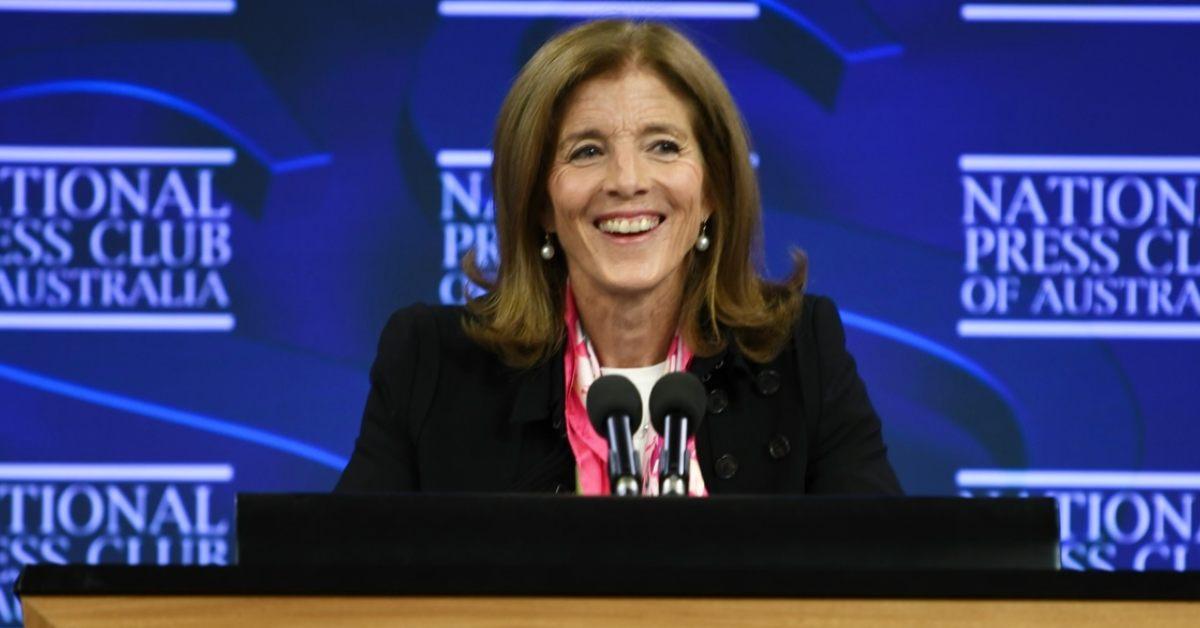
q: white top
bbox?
[600,360,668,475]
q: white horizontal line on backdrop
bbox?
[957,469,1200,489]
[0,145,236,165]
[0,0,235,14]
[961,4,1200,23]
[0,313,237,332]
[959,154,1200,173]
[438,1,760,19]
[957,320,1200,339]
[0,463,234,482]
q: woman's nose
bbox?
[604,145,649,198]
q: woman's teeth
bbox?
[597,215,661,234]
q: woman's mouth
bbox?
[595,214,663,235]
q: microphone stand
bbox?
[659,414,689,497]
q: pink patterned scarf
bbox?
[562,283,708,496]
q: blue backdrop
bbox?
[2,1,1199,620]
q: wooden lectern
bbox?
[17,495,1200,626]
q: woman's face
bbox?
[546,66,710,300]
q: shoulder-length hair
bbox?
[464,19,806,369]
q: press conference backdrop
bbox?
[2,0,1199,621]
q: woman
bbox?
[336,20,900,496]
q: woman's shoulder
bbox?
[380,302,466,331]
[788,293,861,391]
[375,302,505,365]
[792,293,843,342]
[777,293,857,380]
[377,302,475,347]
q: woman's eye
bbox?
[651,140,681,155]
[569,145,601,161]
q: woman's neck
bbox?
[570,273,684,368]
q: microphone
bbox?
[649,372,707,497]
[586,374,644,497]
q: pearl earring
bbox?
[695,220,711,252]
[540,232,556,260]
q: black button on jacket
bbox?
[335,294,902,495]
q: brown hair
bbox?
[464,19,806,368]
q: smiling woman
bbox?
[336,20,901,497]
[464,20,804,370]
[546,66,710,369]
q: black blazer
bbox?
[335,294,901,495]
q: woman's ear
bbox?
[540,205,557,233]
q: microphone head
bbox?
[586,374,643,435]
[648,372,707,437]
